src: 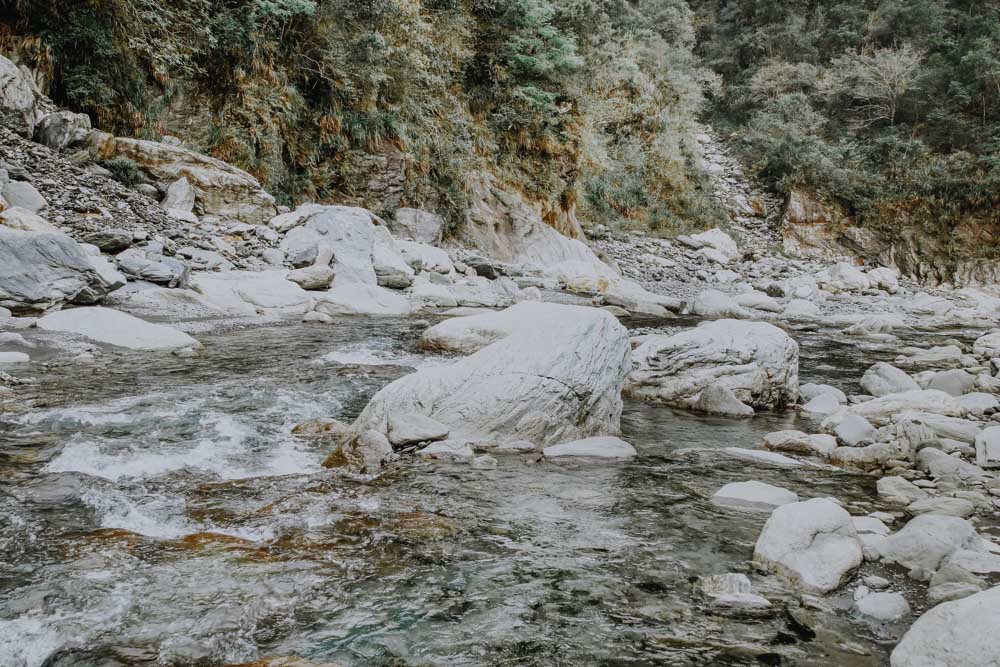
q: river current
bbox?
[0,316,983,666]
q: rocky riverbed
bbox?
[1,55,999,667]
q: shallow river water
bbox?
[0,316,985,666]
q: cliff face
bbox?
[1,0,720,240]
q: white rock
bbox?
[279,205,379,283]
[543,436,636,459]
[690,289,749,318]
[799,383,847,404]
[691,228,740,263]
[890,586,1000,667]
[908,497,975,518]
[0,207,59,233]
[36,307,197,350]
[877,476,930,505]
[848,390,962,427]
[387,413,450,446]
[734,291,782,312]
[861,363,920,397]
[389,208,443,245]
[395,239,453,274]
[817,262,870,292]
[372,240,416,289]
[928,369,976,396]
[782,298,820,319]
[855,592,909,621]
[287,264,335,291]
[917,447,989,481]
[957,392,998,416]
[314,283,413,316]
[881,514,990,578]
[627,319,799,410]
[801,393,842,416]
[866,267,899,292]
[419,440,474,460]
[695,384,754,417]
[752,498,863,594]
[975,425,1000,468]
[972,332,1000,358]
[161,177,195,212]
[711,481,798,512]
[191,270,315,316]
[351,302,630,447]
[834,414,877,446]
[0,351,29,364]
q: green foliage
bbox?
[692,0,1000,257]
[101,157,144,187]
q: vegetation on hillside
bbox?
[0,0,723,234]
[691,0,1000,258]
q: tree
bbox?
[831,43,924,126]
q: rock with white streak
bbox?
[626,320,799,410]
[890,586,1000,667]
[752,498,863,594]
[36,307,197,350]
[351,302,630,447]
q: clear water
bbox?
[0,316,978,666]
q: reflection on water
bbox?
[0,317,959,666]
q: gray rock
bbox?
[83,229,132,253]
[115,248,189,287]
[2,180,46,213]
[390,208,444,245]
[34,110,91,151]
[928,369,976,397]
[0,228,109,314]
[860,362,919,397]
[881,514,988,579]
[855,591,909,621]
[711,480,798,512]
[387,412,450,446]
[696,383,754,417]
[161,177,196,213]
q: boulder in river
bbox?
[752,498,862,594]
[351,302,631,448]
[860,362,919,397]
[542,436,636,459]
[890,585,1000,667]
[626,319,799,410]
[880,514,990,579]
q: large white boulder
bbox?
[890,586,1000,667]
[860,362,920,397]
[817,262,870,292]
[36,307,197,350]
[691,228,740,264]
[395,239,453,274]
[626,319,799,410]
[752,498,863,593]
[279,205,378,283]
[690,289,749,318]
[350,302,630,447]
[972,332,1000,358]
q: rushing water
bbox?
[0,316,983,666]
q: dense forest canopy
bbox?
[1,0,999,255]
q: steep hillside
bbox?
[691,0,1000,267]
[1,0,724,237]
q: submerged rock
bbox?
[36,307,198,350]
[711,480,798,512]
[542,436,636,459]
